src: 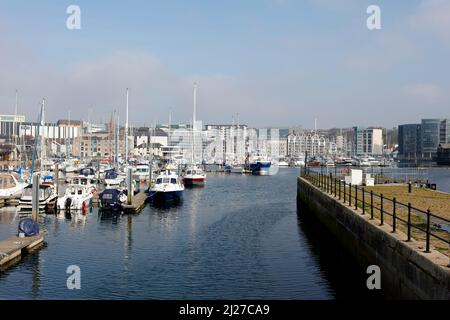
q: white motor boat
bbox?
[18,184,58,213]
[294,160,305,167]
[278,160,289,167]
[65,176,97,194]
[79,167,96,180]
[358,157,372,167]
[57,184,94,212]
[249,151,276,176]
[183,165,206,186]
[149,167,184,203]
[132,164,150,182]
[0,173,28,198]
[104,169,124,186]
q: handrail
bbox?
[300,167,450,254]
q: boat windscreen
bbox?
[105,171,118,179]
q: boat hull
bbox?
[18,196,58,213]
[149,190,183,203]
[249,161,271,176]
[183,177,205,186]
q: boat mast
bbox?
[14,89,19,168]
[125,88,129,166]
[88,107,92,161]
[168,109,172,163]
[116,114,120,170]
[192,82,197,165]
[40,98,45,175]
[67,110,71,158]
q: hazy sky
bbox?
[0,0,449,128]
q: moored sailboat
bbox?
[183,82,206,186]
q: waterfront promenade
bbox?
[297,169,450,299]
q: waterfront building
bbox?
[0,118,82,141]
[278,137,288,157]
[204,124,249,164]
[398,124,422,160]
[398,118,450,165]
[353,127,383,156]
[287,130,329,158]
[437,144,450,166]
[0,114,26,139]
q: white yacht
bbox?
[19,184,58,213]
[149,167,184,203]
[57,184,94,212]
[104,169,124,186]
[183,165,206,186]
[0,173,28,198]
[132,164,150,182]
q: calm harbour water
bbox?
[2,167,448,300]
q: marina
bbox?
[0,167,448,299]
[0,1,450,305]
[0,168,378,299]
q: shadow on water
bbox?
[98,210,122,224]
[296,200,385,300]
[150,200,183,210]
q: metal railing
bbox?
[300,167,450,255]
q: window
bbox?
[156,178,162,184]
[171,178,177,184]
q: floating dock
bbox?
[123,192,147,214]
[0,233,46,271]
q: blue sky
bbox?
[0,0,449,128]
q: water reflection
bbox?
[296,200,384,300]
[98,210,122,224]
[0,168,400,299]
[149,203,182,235]
[0,207,19,224]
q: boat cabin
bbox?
[23,184,54,200]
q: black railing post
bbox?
[393,197,396,233]
[355,185,358,210]
[343,181,346,203]
[425,209,431,253]
[349,183,352,206]
[370,191,374,220]
[334,176,337,197]
[339,179,341,200]
[407,203,412,241]
[380,194,384,226]
[329,173,332,195]
[362,188,365,215]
